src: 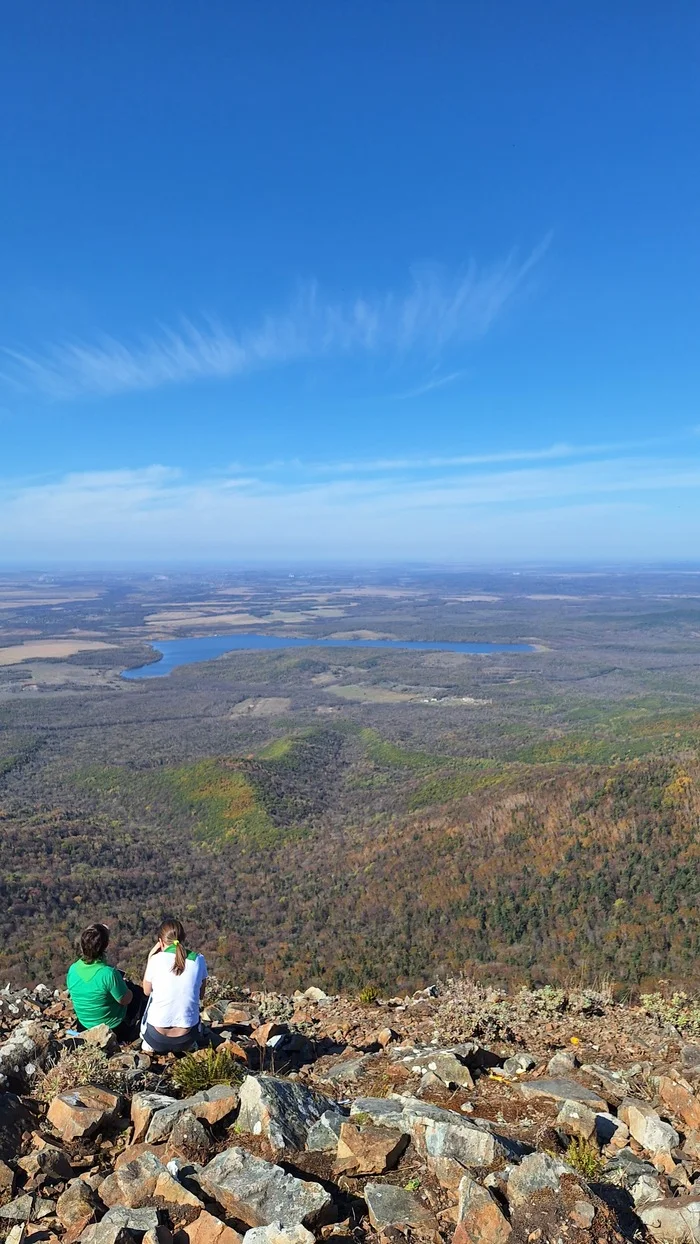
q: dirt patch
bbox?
[230,697,292,717]
[325,685,416,703]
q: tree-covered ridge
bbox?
[2,714,699,993]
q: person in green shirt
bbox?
[67,923,145,1040]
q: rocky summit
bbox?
[5,978,700,1244]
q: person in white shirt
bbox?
[141,917,207,1054]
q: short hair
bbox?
[79,923,109,964]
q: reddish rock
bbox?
[656,1076,700,1131]
[56,1179,100,1237]
[115,1144,169,1170]
[99,1152,164,1208]
[335,1122,407,1175]
[253,1023,286,1047]
[222,1007,253,1029]
[47,1086,120,1142]
[174,1211,243,1244]
[453,1175,511,1244]
[376,1028,397,1049]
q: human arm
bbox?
[142,940,162,995]
[108,969,132,1009]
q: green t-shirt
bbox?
[66,959,129,1030]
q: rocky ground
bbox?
[2,977,700,1244]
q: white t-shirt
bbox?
[144,948,207,1028]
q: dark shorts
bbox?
[143,1023,199,1053]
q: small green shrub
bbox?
[352,1111,373,1126]
[172,1048,245,1095]
[565,1137,603,1180]
[358,985,379,1004]
[404,1176,421,1192]
[640,991,700,1035]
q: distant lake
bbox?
[122,633,535,679]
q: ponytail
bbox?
[158,916,188,976]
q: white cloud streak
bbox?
[1,243,548,400]
[3,445,700,563]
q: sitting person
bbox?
[67,922,146,1040]
[141,917,208,1054]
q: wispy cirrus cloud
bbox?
[3,437,700,563]
[392,370,466,399]
[1,241,549,400]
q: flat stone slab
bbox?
[146,1086,239,1144]
[517,1079,608,1112]
[200,1146,332,1228]
[364,1183,438,1231]
[102,1208,161,1236]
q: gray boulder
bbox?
[199,1147,332,1228]
[363,1183,438,1231]
[518,1078,608,1111]
[0,1196,34,1222]
[305,1111,346,1153]
[242,1225,314,1244]
[102,1209,161,1237]
[502,1053,536,1077]
[547,1051,578,1076]
[237,1076,337,1151]
[507,1153,578,1208]
[80,1224,137,1244]
[145,1086,239,1144]
[619,1099,679,1154]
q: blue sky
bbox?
[2,2,699,564]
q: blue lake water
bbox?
[122,633,535,679]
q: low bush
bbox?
[172,1048,246,1094]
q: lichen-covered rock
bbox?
[506,1153,578,1209]
[168,1112,212,1164]
[237,1076,336,1151]
[305,1110,345,1153]
[555,1099,597,1141]
[0,1196,34,1223]
[101,1208,161,1237]
[0,1094,34,1161]
[80,1224,137,1244]
[131,1094,178,1145]
[242,1225,314,1244]
[57,1179,100,1232]
[363,1183,438,1232]
[502,1054,536,1077]
[100,1153,166,1209]
[199,1147,332,1228]
[145,1087,239,1145]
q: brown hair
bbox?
[79,923,109,964]
[159,916,187,976]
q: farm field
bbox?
[2,566,700,994]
